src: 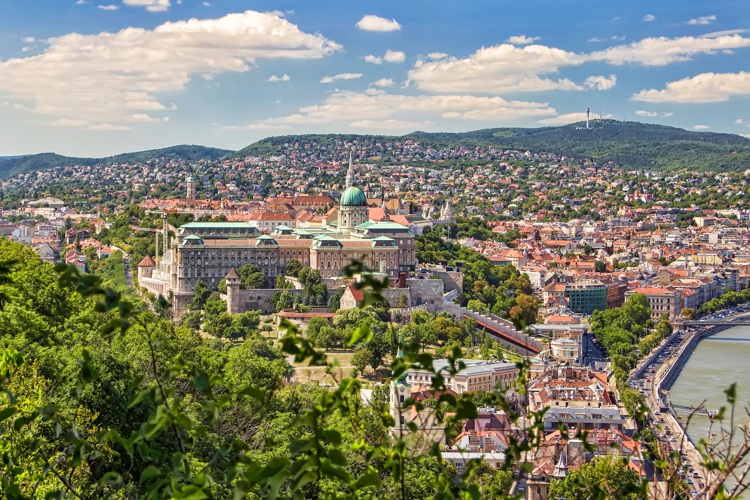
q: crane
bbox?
[144,210,169,257]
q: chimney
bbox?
[399,271,407,288]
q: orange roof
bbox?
[138,256,156,267]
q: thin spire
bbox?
[346,151,355,188]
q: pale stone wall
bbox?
[227,288,305,314]
[405,278,444,307]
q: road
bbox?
[111,245,134,288]
[630,326,713,498]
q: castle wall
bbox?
[436,270,463,294]
[227,288,305,314]
[405,278,444,308]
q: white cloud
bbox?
[75,0,87,4]
[407,43,585,94]
[642,14,657,22]
[372,78,394,88]
[506,35,540,45]
[694,124,710,130]
[632,71,750,103]
[202,1,212,6]
[231,91,557,129]
[687,15,717,26]
[130,113,159,122]
[383,49,405,63]
[538,112,614,125]
[405,34,750,95]
[701,29,748,38]
[22,37,36,43]
[588,34,750,66]
[427,52,448,60]
[662,112,674,117]
[320,73,363,84]
[268,74,291,82]
[365,50,405,64]
[584,74,617,90]
[0,11,340,128]
[21,47,33,53]
[97,4,119,10]
[736,118,744,124]
[123,0,171,12]
[356,15,401,32]
[635,110,658,117]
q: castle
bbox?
[138,157,432,318]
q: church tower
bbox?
[338,152,368,234]
[186,176,196,200]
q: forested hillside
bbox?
[0,145,233,179]
[237,121,750,171]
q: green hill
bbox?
[237,120,750,171]
[0,145,233,179]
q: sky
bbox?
[0,0,749,157]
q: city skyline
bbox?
[1,0,749,157]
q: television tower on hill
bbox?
[586,107,590,129]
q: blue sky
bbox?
[0,0,748,156]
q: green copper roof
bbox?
[340,186,367,207]
[356,221,410,231]
[181,222,256,229]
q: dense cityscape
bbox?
[2,1,750,499]
[0,123,749,498]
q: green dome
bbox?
[340,186,367,207]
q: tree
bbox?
[238,264,267,289]
[308,325,344,349]
[275,273,291,289]
[595,260,607,273]
[681,307,696,320]
[549,456,643,500]
[285,259,302,277]
[351,347,372,376]
[190,280,211,310]
[275,290,295,311]
[397,293,409,308]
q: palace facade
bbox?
[138,162,418,317]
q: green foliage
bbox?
[549,455,645,499]
[285,259,302,278]
[237,264,268,289]
[0,246,716,499]
[236,122,750,172]
[0,146,232,179]
[190,280,211,310]
[698,286,750,315]
[416,228,536,320]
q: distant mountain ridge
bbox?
[0,145,233,179]
[237,120,750,171]
[4,121,749,179]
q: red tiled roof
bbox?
[138,256,156,267]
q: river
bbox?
[669,326,750,496]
